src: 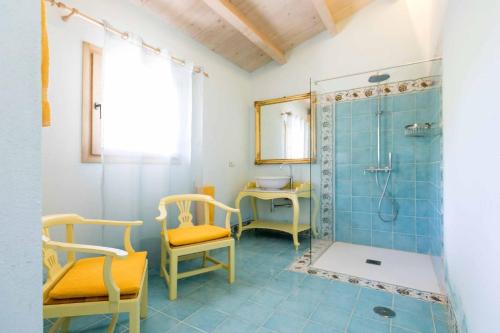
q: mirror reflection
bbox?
[255,93,316,164]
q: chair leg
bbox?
[129,304,140,333]
[160,240,166,277]
[60,317,71,333]
[107,314,118,333]
[228,241,235,284]
[169,253,178,300]
[141,272,148,319]
[48,318,65,333]
[202,251,208,267]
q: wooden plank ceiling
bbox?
[133,0,372,72]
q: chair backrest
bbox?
[42,214,82,282]
[157,194,214,230]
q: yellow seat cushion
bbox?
[49,251,147,300]
[168,225,230,246]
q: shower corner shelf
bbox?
[404,123,433,137]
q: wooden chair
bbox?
[156,194,239,300]
[42,214,148,333]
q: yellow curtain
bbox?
[202,185,216,225]
[41,0,51,127]
[196,185,215,225]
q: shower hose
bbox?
[375,171,398,223]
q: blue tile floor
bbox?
[44,231,452,333]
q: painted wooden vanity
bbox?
[235,182,319,250]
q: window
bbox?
[81,42,102,163]
[81,38,192,163]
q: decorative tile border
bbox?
[319,105,334,240]
[288,241,448,304]
[445,273,467,333]
[318,76,441,106]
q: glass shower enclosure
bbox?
[309,59,444,290]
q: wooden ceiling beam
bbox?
[311,0,337,36]
[202,0,286,65]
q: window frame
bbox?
[81,42,102,163]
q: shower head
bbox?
[368,73,390,83]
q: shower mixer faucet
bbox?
[364,152,393,174]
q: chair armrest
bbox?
[210,200,239,230]
[155,199,239,231]
[83,219,141,253]
[211,200,240,214]
[42,236,126,303]
[82,219,143,227]
[42,235,130,304]
[42,236,128,259]
[155,214,166,223]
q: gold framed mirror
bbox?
[255,93,316,165]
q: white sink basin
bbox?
[256,176,291,190]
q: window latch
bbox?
[94,102,102,119]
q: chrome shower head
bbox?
[368,73,390,83]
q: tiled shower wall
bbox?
[333,88,442,255]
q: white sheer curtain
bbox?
[285,114,309,159]
[100,31,204,265]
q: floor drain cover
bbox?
[366,259,382,265]
[373,306,396,318]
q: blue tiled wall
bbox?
[333,88,442,255]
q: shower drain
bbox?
[373,306,396,318]
[366,259,382,265]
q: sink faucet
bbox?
[280,163,293,191]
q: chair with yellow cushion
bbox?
[156,194,239,300]
[42,214,148,333]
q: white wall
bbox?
[443,1,500,332]
[43,0,252,225]
[0,1,42,331]
[250,0,446,96]
[248,0,446,221]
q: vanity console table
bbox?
[235,182,318,250]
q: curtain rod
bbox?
[46,0,209,78]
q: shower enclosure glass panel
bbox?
[310,59,443,282]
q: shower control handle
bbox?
[388,152,392,169]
